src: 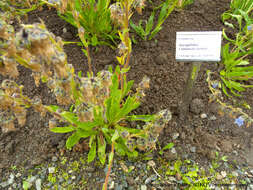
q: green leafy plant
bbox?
[47,67,171,164]
[222,0,253,30]
[219,27,253,97]
[43,0,118,47]
[159,142,174,155]
[130,0,178,41]
[0,13,172,190]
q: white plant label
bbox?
[176,31,222,62]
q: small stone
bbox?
[144,174,157,184]
[232,171,238,177]
[115,184,123,190]
[221,171,226,178]
[16,173,22,178]
[52,156,58,162]
[109,181,115,189]
[63,27,67,33]
[147,160,156,167]
[172,133,179,140]
[71,176,76,180]
[232,150,238,156]
[68,170,73,174]
[190,146,196,153]
[168,176,176,182]
[190,98,204,114]
[245,178,251,183]
[200,113,207,119]
[12,183,17,188]
[171,147,177,154]
[216,174,223,180]
[35,179,41,190]
[181,132,186,140]
[209,115,217,121]
[27,176,36,184]
[8,174,15,185]
[48,167,55,174]
[141,185,147,190]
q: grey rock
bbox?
[190,146,196,153]
[52,156,58,162]
[144,174,157,184]
[35,179,42,190]
[115,183,123,190]
[108,181,115,189]
[27,176,36,184]
[209,115,217,121]
[232,171,238,177]
[0,181,9,188]
[48,167,55,174]
[172,133,179,140]
[190,98,204,114]
[200,113,207,119]
[171,147,177,154]
[245,178,251,183]
[141,185,147,190]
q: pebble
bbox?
[115,183,123,190]
[216,174,223,180]
[16,173,22,178]
[190,146,196,153]
[35,179,42,190]
[232,171,238,177]
[245,178,251,183]
[52,156,58,162]
[145,174,157,184]
[172,133,179,140]
[200,113,207,119]
[221,171,227,178]
[171,147,177,154]
[48,167,56,174]
[141,185,147,190]
[147,160,156,167]
[210,115,217,121]
[109,181,115,189]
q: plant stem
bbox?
[102,142,115,190]
[86,46,93,75]
[179,62,201,122]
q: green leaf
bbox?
[97,136,106,165]
[114,143,126,156]
[77,121,98,130]
[91,35,98,46]
[88,140,96,163]
[50,126,75,133]
[146,11,155,35]
[111,130,119,142]
[46,105,59,112]
[77,128,96,138]
[126,114,155,122]
[66,132,81,149]
[61,111,78,124]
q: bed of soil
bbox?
[1,0,253,189]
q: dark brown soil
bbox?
[1,0,253,188]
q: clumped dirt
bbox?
[1,0,253,187]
